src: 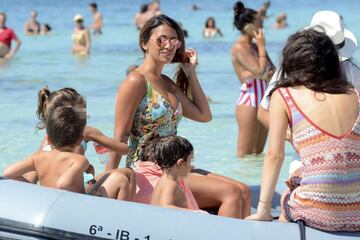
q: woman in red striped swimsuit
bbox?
[231,1,275,157]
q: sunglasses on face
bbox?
[155,35,182,49]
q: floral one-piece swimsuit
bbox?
[126,79,183,167]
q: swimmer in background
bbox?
[203,17,223,39]
[126,65,138,75]
[135,0,162,30]
[24,10,41,35]
[89,2,103,35]
[148,0,162,16]
[134,4,149,30]
[0,12,21,60]
[41,24,52,35]
[257,1,271,22]
[191,4,199,11]
[273,13,287,29]
[72,14,91,55]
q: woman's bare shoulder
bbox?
[231,41,249,55]
[119,71,147,92]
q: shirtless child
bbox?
[3,106,135,200]
[4,106,88,192]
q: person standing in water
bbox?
[0,12,21,59]
[272,13,287,29]
[72,14,91,55]
[203,17,223,39]
[89,3,103,35]
[24,10,41,35]
[231,1,275,157]
[134,4,149,30]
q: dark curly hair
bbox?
[270,29,352,96]
[138,133,194,169]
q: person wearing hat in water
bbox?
[258,10,359,131]
[72,14,91,55]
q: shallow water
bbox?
[1,0,359,184]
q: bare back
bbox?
[287,86,359,137]
[93,12,102,30]
[231,39,273,83]
[151,176,187,209]
[33,150,88,193]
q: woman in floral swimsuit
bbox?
[108,14,251,219]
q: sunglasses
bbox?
[155,36,182,49]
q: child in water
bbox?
[145,134,205,212]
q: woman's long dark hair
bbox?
[139,15,191,97]
[205,17,216,28]
[270,29,352,96]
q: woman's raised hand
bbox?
[253,28,266,49]
[181,48,198,77]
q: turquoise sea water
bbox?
[1,0,360,184]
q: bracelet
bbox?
[259,199,272,205]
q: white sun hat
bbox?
[309,10,357,61]
[73,14,84,22]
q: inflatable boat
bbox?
[0,177,359,240]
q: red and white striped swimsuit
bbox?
[236,78,267,108]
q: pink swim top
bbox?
[134,161,201,211]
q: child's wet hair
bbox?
[36,87,84,129]
[139,133,194,169]
[46,106,86,148]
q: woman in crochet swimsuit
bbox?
[247,29,360,232]
[108,14,251,219]
[231,1,275,157]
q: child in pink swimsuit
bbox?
[135,133,204,212]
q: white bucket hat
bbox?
[309,10,357,61]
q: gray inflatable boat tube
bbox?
[0,177,359,240]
